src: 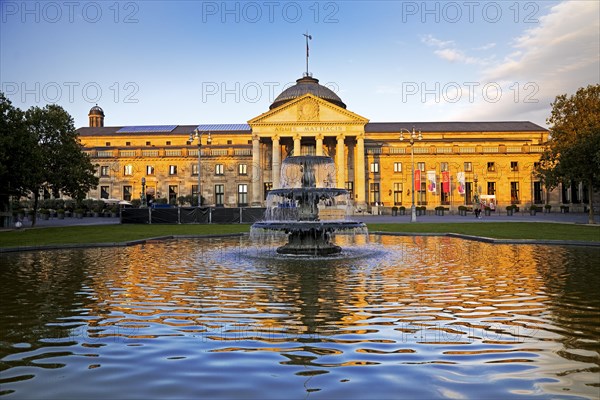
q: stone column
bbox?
[272,136,281,189]
[336,134,345,188]
[251,134,261,206]
[293,134,301,156]
[355,134,366,206]
[315,134,324,156]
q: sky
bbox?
[1,0,599,129]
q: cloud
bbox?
[434,48,481,64]
[474,43,496,51]
[450,1,600,126]
[421,34,491,65]
[421,34,455,48]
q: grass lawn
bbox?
[0,224,251,248]
[0,222,598,249]
[368,222,600,242]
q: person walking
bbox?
[473,193,481,218]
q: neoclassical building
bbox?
[78,74,584,212]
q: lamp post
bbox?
[141,177,146,207]
[399,126,422,222]
[189,129,212,207]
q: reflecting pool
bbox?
[1,236,599,399]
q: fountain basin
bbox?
[252,221,367,256]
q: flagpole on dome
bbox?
[303,31,312,77]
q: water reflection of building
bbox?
[74,73,598,212]
[76,238,591,348]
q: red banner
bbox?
[442,171,450,193]
[414,169,421,190]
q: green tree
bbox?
[538,84,600,224]
[0,93,99,227]
[23,104,99,225]
[0,94,38,222]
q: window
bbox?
[510,161,519,172]
[125,141,131,146]
[123,165,133,176]
[166,141,171,146]
[123,186,132,201]
[440,162,449,172]
[146,141,151,146]
[105,142,111,146]
[168,185,177,205]
[146,165,154,175]
[487,182,496,196]
[583,182,590,204]
[169,165,177,175]
[510,182,520,204]
[394,162,402,173]
[487,162,496,172]
[464,162,472,172]
[215,184,224,206]
[370,183,380,205]
[345,182,354,199]
[533,182,543,204]
[227,140,233,145]
[100,166,109,177]
[417,162,425,171]
[264,182,273,200]
[192,164,199,176]
[248,140,253,145]
[393,182,403,205]
[238,164,248,175]
[191,184,199,204]
[100,186,109,199]
[370,162,379,173]
[464,182,472,205]
[440,181,450,205]
[561,183,570,203]
[215,164,224,175]
[571,182,580,203]
[418,181,427,205]
[238,184,248,206]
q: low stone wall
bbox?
[122,207,266,224]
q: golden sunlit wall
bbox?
[363,135,548,208]
[81,131,253,205]
[80,128,549,209]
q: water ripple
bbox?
[1,236,598,399]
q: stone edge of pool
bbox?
[1,232,599,253]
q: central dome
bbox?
[270,76,346,109]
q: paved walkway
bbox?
[5,210,599,230]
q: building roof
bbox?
[365,121,547,133]
[77,125,198,136]
[195,124,251,133]
[270,76,346,110]
[77,121,546,136]
[88,105,104,116]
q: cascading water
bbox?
[251,155,368,256]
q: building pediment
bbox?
[248,94,369,127]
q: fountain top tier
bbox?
[280,155,337,189]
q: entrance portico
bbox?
[249,92,369,208]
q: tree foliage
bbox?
[0,93,99,226]
[538,84,600,223]
[0,94,37,208]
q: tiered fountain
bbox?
[252,155,367,256]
